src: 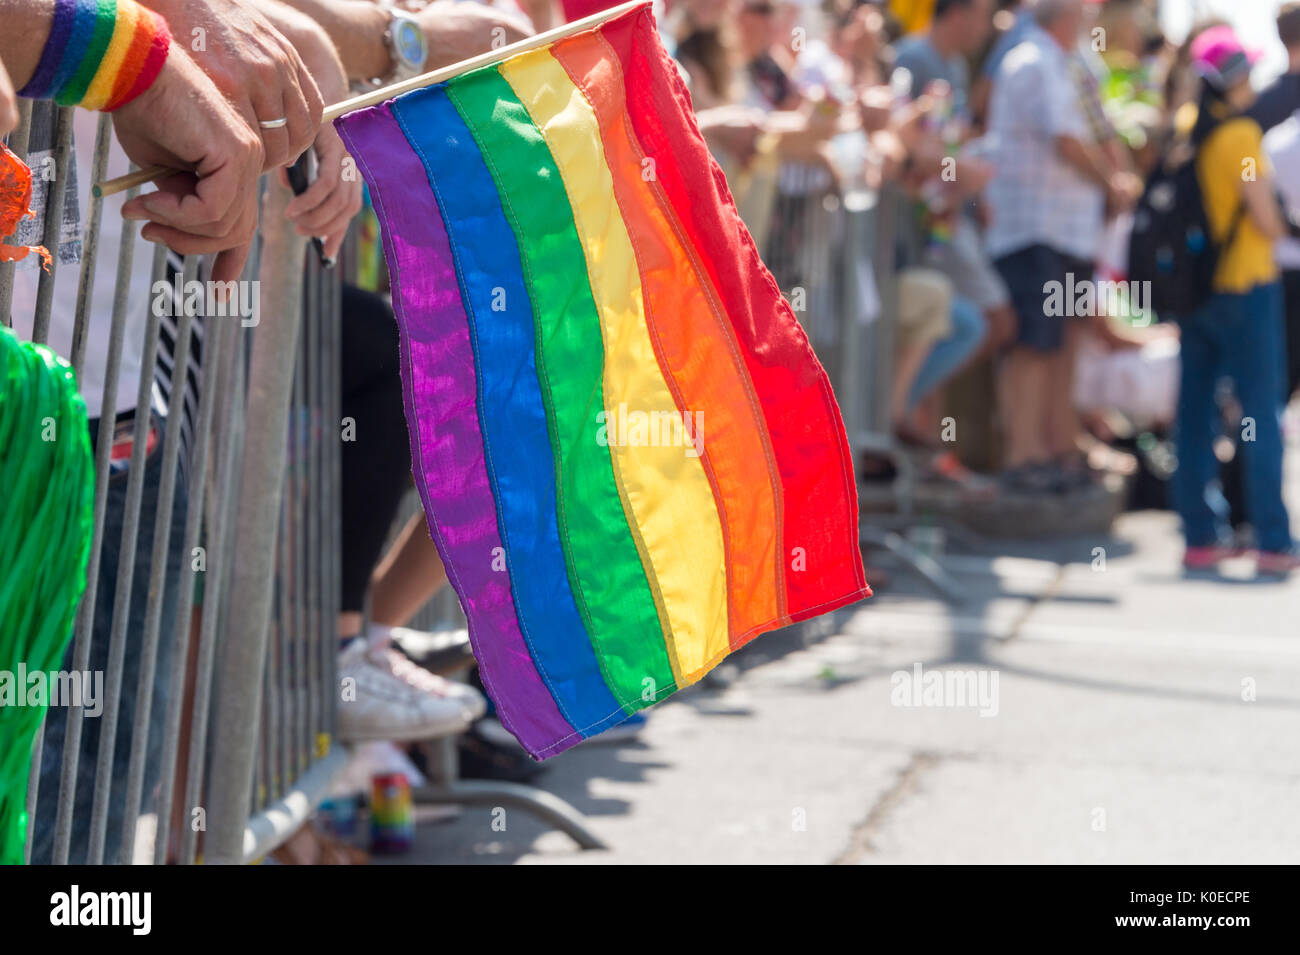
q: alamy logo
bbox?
[151,276,261,327]
[0,666,103,716]
[49,886,151,935]
[596,404,703,458]
[890,663,999,717]
[1043,273,1149,318]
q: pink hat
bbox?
[1190,25,1262,89]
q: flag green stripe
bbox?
[447,68,676,705]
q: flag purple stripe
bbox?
[335,103,580,758]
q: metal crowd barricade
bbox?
[761,179,898,462]
[763,179,964,601]
[762,179,904,475]
[2,105,345,864]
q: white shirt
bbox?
[984,23,1105,263]
[1265,114,1300,270]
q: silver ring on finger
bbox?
[259,117,289,129]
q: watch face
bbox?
[394,20,426,71]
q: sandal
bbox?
[893,421,943,452]
[859,452,898,483]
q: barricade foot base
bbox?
[860,525,969,604]
[413,780,609,851]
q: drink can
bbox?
[369,772,415,854]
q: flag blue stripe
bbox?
[392,86,629,736]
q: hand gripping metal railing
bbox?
[3,104,345,864]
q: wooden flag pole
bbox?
[94,0,649,198]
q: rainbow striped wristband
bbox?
[20,0,172,112]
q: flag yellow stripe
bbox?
[500,50,729,683]
[81,2,139,111]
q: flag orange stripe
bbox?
[551,34,786,646]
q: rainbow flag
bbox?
[334,2,868,759]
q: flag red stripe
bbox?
[599,8,869,618]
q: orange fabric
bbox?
[0,144,51,270]
[553,34,786,645]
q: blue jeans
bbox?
[908,296,987,411]
[1172,281,1293,553]
[29,423,187,864]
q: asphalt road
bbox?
[836,525,1300,865]
[389,451,1300,864]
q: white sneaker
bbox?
[366,643,487,723]
[336,641,471,743]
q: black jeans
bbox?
[1284,269,1300,398]
[31,421,187,864]
[340,285,412,613]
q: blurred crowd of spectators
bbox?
[667,0,1300,569]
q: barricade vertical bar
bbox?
[837,201,870,455]
[180,311,247,866]
[116,253,198,861]
[323,268,340,737]
[255,641,268,809]
[306,262,322,755]
[25,732,42,865]
[279,403,295,783]
[330,269,340,733]
[69,116,113,376]
[30,107,75,346]
[871,186,902,442]
[292,328,308,774]
[266,606,280,801]
[265,544,282,803]
[277,491,291,796]
[204,183,307,864]
[285,353,300,780]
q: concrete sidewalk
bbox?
[379,500,1299,865]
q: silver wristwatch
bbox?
[377,9,427,85]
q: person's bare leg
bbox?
[1000,347,1050,469]
[339,611,363,640]
[369,511,448,627]
[891,341,933,429]
[891,270,950,429]
[903,390,942,445]
[974,303,1017,362]
[1045,321,1083,460]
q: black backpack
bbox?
[1127,137,1242,318]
